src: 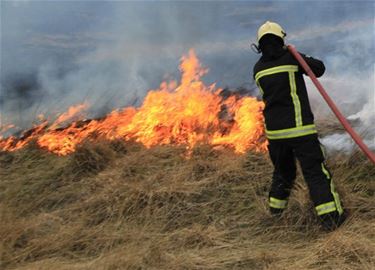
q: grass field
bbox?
[0,133,374,269]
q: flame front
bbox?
[0,49,266,155]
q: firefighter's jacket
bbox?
[253,50,325,140]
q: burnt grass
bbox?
[0,139,374,270]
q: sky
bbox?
[0,0,374,150]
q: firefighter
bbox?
[253,21,346,230]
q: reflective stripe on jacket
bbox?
[253,50,325,140]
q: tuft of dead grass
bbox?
[0,140,374,270]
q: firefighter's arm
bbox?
[299,53,325,78]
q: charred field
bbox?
[0,135,374,270]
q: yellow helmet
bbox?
[257,21,286,43]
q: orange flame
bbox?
[49,102,88,130]
[0,49,266,155]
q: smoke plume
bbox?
[1,1,374,153]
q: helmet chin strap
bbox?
[251,43,261,54]
[251,38,287,55]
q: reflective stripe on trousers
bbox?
[319,162,344,215]
[269,197,288,209]
[315,201,337,215]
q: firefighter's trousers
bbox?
[267,134,345,229]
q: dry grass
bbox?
[0,139,374,270]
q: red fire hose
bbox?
[287,45,375,164]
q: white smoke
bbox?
[1,1,374,159]
[298,22,375,155]
[347,101,375,128]
[320,133,355,152]
[313,74,375,153]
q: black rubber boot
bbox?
[319,211,347,231]
[270,207,284,217]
